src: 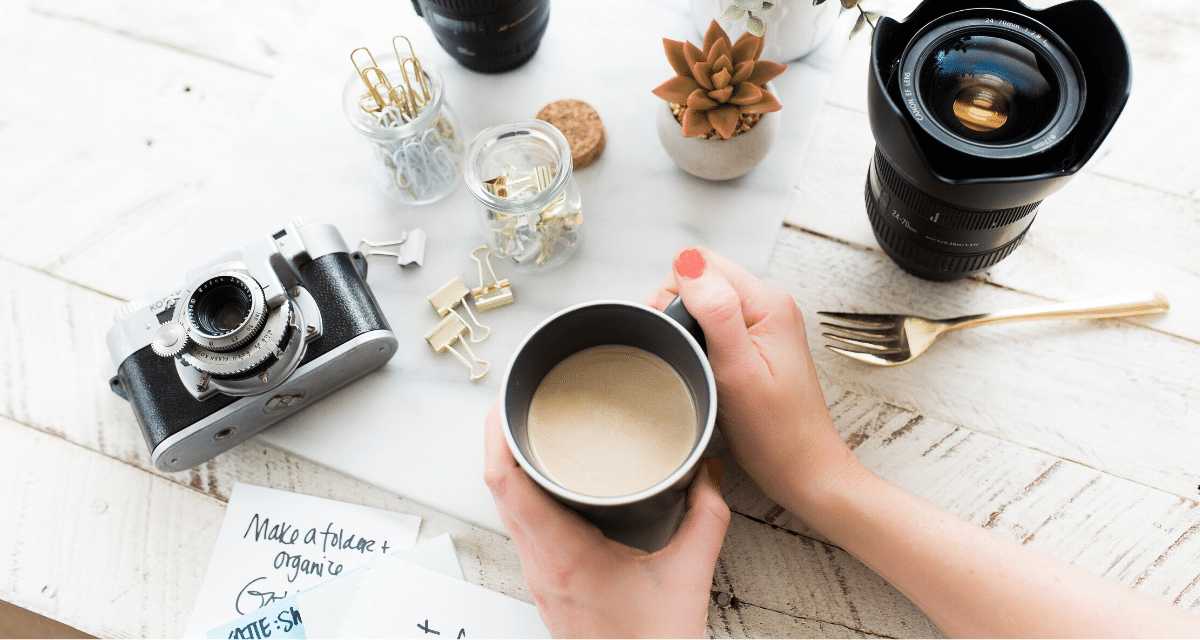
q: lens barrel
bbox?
[866,148,1040,280]
[411,0,550,73]
[864,0,1131,280]
[184,271,267,352]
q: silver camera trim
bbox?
[151,328,398,472]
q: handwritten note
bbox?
[184,483,421,638]
[337,554,550,639]
[208,534,464,639]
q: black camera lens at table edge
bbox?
[410,0,550,73]
[863,0,1131,281]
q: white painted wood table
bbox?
[1,1,1197,638]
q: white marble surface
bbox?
[148,0,852,533]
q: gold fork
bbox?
[818,291,1170,366]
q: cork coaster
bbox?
[536,99,606,170]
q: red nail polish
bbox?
[674,248,705,279]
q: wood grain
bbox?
[2,0,1198,637]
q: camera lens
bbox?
[863,1,1129,280]
[901,15,1083,161]
[185,271,268,352]
[411,0,549,73]
[195,284,250,334]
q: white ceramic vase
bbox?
[690,0,840,63]
[655,89,782,181]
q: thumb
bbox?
[662,458,730,569]
[672,247,761,376]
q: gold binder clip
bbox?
[428,277,490,342]
[470,246,514,311]
[425,310,489,381]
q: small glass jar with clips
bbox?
[343,39,464,205]
[464,120,583,272]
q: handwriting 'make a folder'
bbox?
[184,483,422,638]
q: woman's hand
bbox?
[646,247,865,514]
[483,400,730,638]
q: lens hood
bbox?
[867,0,1131,210]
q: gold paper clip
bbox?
[428,277,490,342]
[425,310,489,381]
[393,36,431,112]
[470,246,513,311]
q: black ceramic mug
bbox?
[499,297,716,552]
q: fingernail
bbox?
[707,458,723,490]
[674,248,705,279]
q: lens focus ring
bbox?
[183,271,268,352]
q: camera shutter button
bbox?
[151,321,190,358]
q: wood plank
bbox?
[0,415,223,638]
[760,228,1200,501]
[31,0,320,78]
[713,513,943,638]
[716,385,1200,617]
[782,102,1200,344]
[0,6,270,183]
[0,414,534,638]
[0,120,200,302]
[706,599,887,639]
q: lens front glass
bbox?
[193,280,252,337]
[919,34,1056,144]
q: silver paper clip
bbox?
[428,277,490,342]
[359,230,427,267]
[425,310,489,381]
[470,246,514,311]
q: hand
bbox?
[646,247,864,514]
[483,400,730,638]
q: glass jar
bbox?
[464,120,583,272]
[342,56,463,205]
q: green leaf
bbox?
[720,5,746,21]
[761,2,775,12]
[850,11,868,38]
[746,14,765,37]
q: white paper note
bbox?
[185,483,422,638]
[296,533,465,639]
[338,555,550,639]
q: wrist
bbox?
[781,429,872,528]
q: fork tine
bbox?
[822,332,900,353]
[824,345,900,366]
[816,311,895,328]
[818,322,899,342]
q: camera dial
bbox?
[183,271,268,352]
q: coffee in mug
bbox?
[525,344,699,498]
[500,297,715,552]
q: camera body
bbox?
[865,0,1131,280]
[106,220,397,472]
[409,0,549,73]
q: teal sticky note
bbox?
[207,596,305,639]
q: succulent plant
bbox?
[652,20,787,140]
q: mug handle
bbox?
[663,295,707,353]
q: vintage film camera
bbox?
[106,220,397,472]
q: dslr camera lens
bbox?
[410,0,550,73]
[865,0,1131,280]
